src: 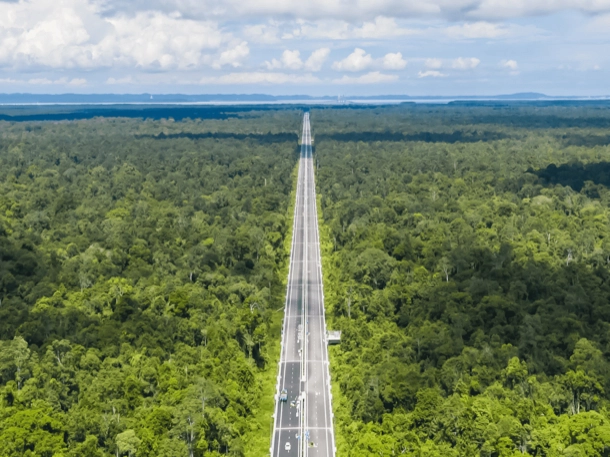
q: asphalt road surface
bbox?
[271,113,335,457]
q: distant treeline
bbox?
[141,131,299,144]
[317,130,508,144]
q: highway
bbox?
[271,112,335,457]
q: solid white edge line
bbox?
[309,113,336,457]
[271,115,306,457]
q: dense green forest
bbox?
[4,102,610,457]
[0,110,301,456]
[313,104,610,456]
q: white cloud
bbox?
[425,58,443,69]
[284,16,415,40]
[0,0,604,94]
[200,72,321,84]
[500,59,519,75]
[332,71,398,84]
[265,49,302,70]
[69,78,87,85]
[354,17,416,38]
[27,78,58,85]
[106,76,134,84]
[418,70,446,78]
[284,21,349,40]
[243,24,279,44]
[470,0,610,20]
[445,22,510,39]
[452,57,480,69]
[0,76,86,86]
[442,21,545,41]
[0,0,228,70]
[106,13,225,69]
[26,77,87,86]
[98,0,454,21]
[281,50,303,70]
[332,48,373,72]
[500,59,518,70]
[264,48,329,71]
[381,52,407,70]
[212,41,250,69]
[11,76,87,85]
[101,0,610,21]
[304,48,330,71]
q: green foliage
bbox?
[314,104,610,456]
[0,112,301,456]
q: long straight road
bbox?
[271,113,335,457]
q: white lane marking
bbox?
[272,115,308,457]
[276,427,333,430]
[307,115,335,457]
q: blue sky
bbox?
[0,0,609,95]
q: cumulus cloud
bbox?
[106,76,134,85]
[424,58,443,69]
[0,0,594,91]
[445,22,510,39]
[354,17,416,38]
[0,0,230,70]
[212,41,250,69]
[68,78,87,86]
[332,48,373,72]
[0,76,87,85]
[500,59,519,75]
[285,16,415,40]
[31,77,87,85]
[304,48,330,71]
[332,71,398,84]
[108,13,225,69]
[200,72,320,84]
[500,59,518,70]
[265,49,301,70]
[332,49,407,73]
[281,50,303,70]
[381,52,407,70]
[418,70,446,78]
[265,48,329,71]
[283,21,349,40]
[243,23,279,44]
[452,57,480,69]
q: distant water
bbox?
[0,99,609,122]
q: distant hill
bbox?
[0,92,607,104]
[494,92,548,99]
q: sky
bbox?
[0,0,610,96]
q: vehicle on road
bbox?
[285,442,291,451]
[280,389,288,402]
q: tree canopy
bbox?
[0,111,301,457]
[313,103,610,457]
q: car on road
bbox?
[280,389,288,402]
[285,442,291,451]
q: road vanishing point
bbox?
[271,113,336,457]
